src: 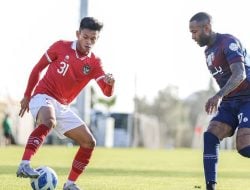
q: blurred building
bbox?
[0,98,34,146]
[89,111,162,148]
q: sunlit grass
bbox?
[0,146,249,190]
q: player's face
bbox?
[76,29,99,54]
[189,21,210,47]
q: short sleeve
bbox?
[223,38,244,64]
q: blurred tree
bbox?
[134,96,152,115]
[90,86,97,109]
[134,80,216,148]
[184,78,216,129]
[134,85,190,147]
[152,86,189,146]
[90,86,116,112]
[97,96,116,112]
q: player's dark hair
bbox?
[189,12,212,24]
[79,17,103,31]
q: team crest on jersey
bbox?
[229,43,238,51]
[83,64,91,75]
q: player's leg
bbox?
[204,121,233,190]
[17,95,56,178]
[53,106,95,190]
[236,101,250,157]
[63,125,96,190]
[236,128,250,156]
[204,101,239,190]
[17,106,55,178]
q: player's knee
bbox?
[44,118,56,128]
[91,137,96,147]
[81,136,96,148]
[238,146,250,158]
[204,131,220,145]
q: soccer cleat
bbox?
[16,163,40,178]
[63,183,81,190]
[206,181,216,190]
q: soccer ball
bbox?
[30,166,58,190]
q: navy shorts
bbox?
[211,99,250,135]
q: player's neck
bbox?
[208,32,217,47]
[76,48,86,57]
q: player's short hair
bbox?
[189,12,212,24]
[79,17,103,31]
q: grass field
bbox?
[0,146,249,190]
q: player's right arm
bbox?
[19,41,60,117]
[19,55,50,117]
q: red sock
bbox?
[68,147,94,181]
[22,124,51,161]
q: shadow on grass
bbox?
[1,165,250,179]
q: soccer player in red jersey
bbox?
[16,17,115,190]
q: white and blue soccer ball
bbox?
[30,166,58,190]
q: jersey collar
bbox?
[71,41,91,58]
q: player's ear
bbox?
[204,23,211,33]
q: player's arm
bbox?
[216,62,246,97]
[96,73,115,97]
[19,55,50,117]
[24,55,51,99]
[205,62,246,114]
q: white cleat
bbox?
[16,163,40,178]
[63,183,81,190]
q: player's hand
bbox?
[104,73,115,86]
[205,95,222,115]
[19,96,30,117]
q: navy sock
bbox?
[203,132,220,184]
[238,146,250,158]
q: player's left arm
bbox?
[96,73,115,97]
[93,57,115,97]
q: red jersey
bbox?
[24,40,113,104]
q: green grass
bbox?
[0,146,249,190]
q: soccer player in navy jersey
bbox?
[16,17,115,190]
[189,12,250,190]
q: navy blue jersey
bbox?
[205,33,250,100]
